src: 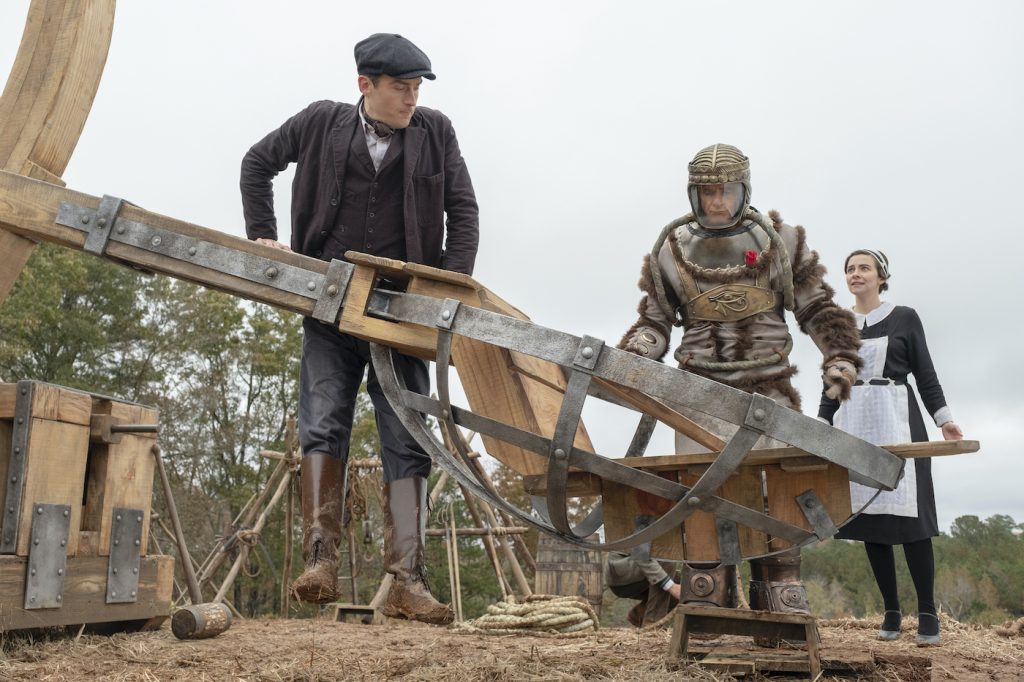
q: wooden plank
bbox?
[0,554,173,631]
[16,418,89,556]
[681,464,768,561]
[81,400,158,557]
[30,382,92,425]
[764,463,850,551]
[614,439,981,470]
[601,476,685,560]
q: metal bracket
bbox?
[435,298,461,330]
[2,380,33,554]
[311,259,354,324]
[795,490,838,540]
[106,507,144,603]
[742,393,777,433]
[24,503,72,609]
[572,335,604,372]
[715,518,742,566]
[82,194,125,255]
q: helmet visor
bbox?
[690,182,746,228]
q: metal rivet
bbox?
[265,266,278,279]
[56,595,62,602]
[188,246,197,256]
[441,310,451,321]
[57,569,63,576]
[11,476,17,483]
[116,514,122,522]
[804,498,816,508]
[30,569,36,576]
[111,591,117,598]
[17,417,23,424]
[116,225,126,234]
[20,387,27,395]
[81,216,90,224]
[554,448,566,459]
[36,507,43,514]
[753,408,766,421]
[326,284,338,297]
[441,409,450,419]
[13,447,20,454]
[131,591,137,598]
[63,510,69,517]
[113,567,118,574]
[33,538,39,545]
[137,515,143,523]
[687,496,701,507]
[29,596,36,603]
[306,281,317,291]
[7,507,13,514]
[135,539,140,546]
[60,539,66,547]
[97,218,107,228]
[114,540,119,546]
[581,347,594,359]
[151,235,162,246]
[133,567,138,575]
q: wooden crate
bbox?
[0,380,169,632]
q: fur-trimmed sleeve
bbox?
[617,253,675,360]
[783,221,862,369]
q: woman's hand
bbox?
[940,421,963,441]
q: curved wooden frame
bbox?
[0,0,116,303]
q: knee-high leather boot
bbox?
[380,477,454,625]
[290,453,344,604]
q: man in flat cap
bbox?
[241,33,478,625]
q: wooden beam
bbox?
[0,0,117,304]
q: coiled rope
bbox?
[451,595,599,638]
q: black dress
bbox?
[819,303,951,545]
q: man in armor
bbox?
[618,143,861,625]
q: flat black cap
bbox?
[354,33,436,80]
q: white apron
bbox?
[833,322,918,517]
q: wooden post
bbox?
[153,444,204,605]
[280,467,294,618]
[212,469,291,605]
[449,502,463,622]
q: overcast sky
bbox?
[2,1,1021,534]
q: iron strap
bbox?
[368,289,903,491]
[56,201,329,302]
[1,380,34,554]
[373,345,815,551]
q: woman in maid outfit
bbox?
[819,249,964,647]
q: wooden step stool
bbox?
[333,603,380,624]
[667,604,821,679]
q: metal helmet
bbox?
[687,143,751,229]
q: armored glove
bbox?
[822,357,857,401]
[622,327,667,360]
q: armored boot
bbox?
[380,477,454,625]
[290,453,344,604]
[749,549,811,646]
[682,563,738,608]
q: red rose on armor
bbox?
[744,250,758,267]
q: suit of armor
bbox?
[620,144,862,618]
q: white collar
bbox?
[853,300,895,328]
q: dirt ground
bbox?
[0,612,1021,681]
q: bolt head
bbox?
[188,246,197,256]
[553,448,566,459]
[307,281,317,291]
[326,284,338,296]
[265,266,278,278]
[753,408,766,421]
[151,236,162,246]
[441,310,451,321]
[58,569,63,576]
[97,218,107,227]
[687,496,702,507]
[113,567,118,574]
[56,595,62,602]
[81,215,90,224]
[581,346,594,359]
